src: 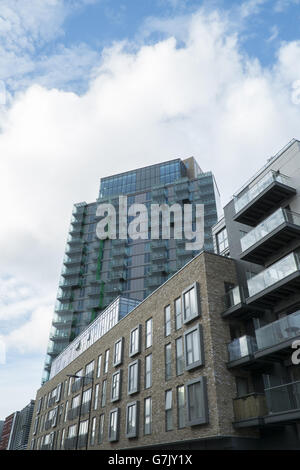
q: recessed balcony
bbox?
[255,310,300,360]
[222,286,258,319]
[240,208,300,264]
[246,251,300,308]
[233,171,296,226]
[264,380,300,424]
[233,393,268,428]
[227,335,258,368]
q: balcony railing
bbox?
[241,208,300,253]
[265,380,300,414]
[68,406,81,421]
[233,393,268,422]
[71,378,83,394]
[64,436,77,450]
[247,251,300,298]
[77,434,88,449]
[228,335,258,362]
[224,286,242,310]
[255,310,300,350]
[234,171,292,214]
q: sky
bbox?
[1,0,300,419]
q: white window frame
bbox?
[184,324,204,371]
[113,337,124,367]
[182,282,200,324]
[126,401,139,439]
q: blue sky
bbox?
[1,0,300,419]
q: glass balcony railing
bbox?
[233,393,267,422]
[223,286,242,310]
[241,209,300,253]
[265,380,300,414]
[234,171,292,214]
[255,310,300,350]
[247,251,300,297]
[228,335,258,362]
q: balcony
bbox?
[246,251,300,308]
[150,264,167,275]
[264,380,300,424]
[151,240,167,250]
[64,255,82,265]
[47,343,67,357]
[52,314,73,327]
[59,277,81,288]
[77,434,88,449]
[111,246,127,257]
[145,276,165,288]
[67,235,83,246]
[57,290,73,301]
[111,259,126,269]
[227,335,258,368]
[50,331,70,342]
[233,171,296,226]
[64,436,77,450]
[105,283,122,294]
[44,419,53,430]
[109,270,127,281]
[233,393,268,427]
[222,286,257,319]
[240,208,300,264]
[66,245,83,255]
[61,266,82,277]
[255,310,300,360]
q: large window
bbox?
[93,384,99,410]
[177,385,185,429]
[113,338,124,367]
[185,377,208,426]
[128,360,140,395]
[164,305,171,336]
[145,354,152,389]
[90,417,96,446]
[184,324,204,370]
[98,414,105,444]
[130,325,141,357]
[108,408,119,442]
[145,318,152,348]
[144,397,152,435]
[165,343,172,380]
[182,283,200,323]
[96,355,102,378]
[216,227,228,254]
[85,360,94,380]
[111,370,122,402]
[165,390,173,431]
[104,350,109,374]
[175,337,184,376]
[126,401,139,438]
[101,379,107,408]
[174,297,182,330]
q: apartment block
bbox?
[29,251,265,451]
[212,138,300,448]
[43,158,220,383]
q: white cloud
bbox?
[274,0,300,12]
[267,25,279,42]
[1,5,300,417]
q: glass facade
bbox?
[43,158,219,383]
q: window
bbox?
[175,337,184,376]
[104,350,109,374]
[85,360,94,380]
[68,377,72,395]
[235,377,249,397]
[98,414,105,444]
[108,408,119,442]
[61,429,65,449]
[64,401,68,423]
[182,283,200,323]
[165,390,173,431]
[177,385,185,429]
[164,305,171,336]
[113,338,124,367]
[71,394,80,409]
[175,297,182,330]
[90,417,96,446]
[94,384,99,410]
[130,325,141,357]
[145,318,152,348]
[145,354,152,389]
[79,420,88,436]
[144,397,152,435]
[184,324,204,370]
[165,343,172,380]
[68,424,77,438]
[101,379,107,407]
[185,377,208,426]
[126,401,139,438]
[82,388,91,405]
[111,370,122,402]
[128,360,140,395]
[33,417,39,436]
[96,355,102,378]
[216,227,228,254]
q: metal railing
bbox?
[247,251,300,297]
[265,380,300,414]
